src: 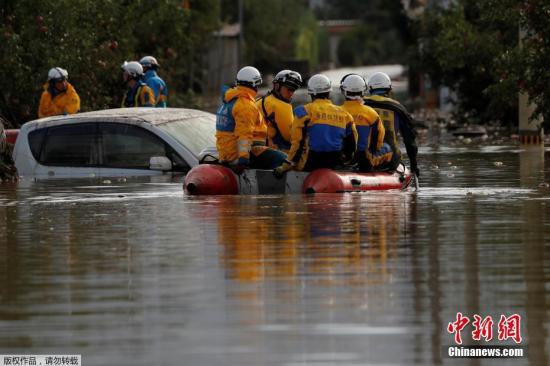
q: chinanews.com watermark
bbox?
[445,312,526,358]
[0,355,81,366]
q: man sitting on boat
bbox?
[216,66,287,174]
[339,74,393,172]
[364,72,419,177]
[273,74,357,177]
[257,70,302,154]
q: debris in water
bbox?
[494,162,503,167]
[102,179,112,184]
[538,182,549,188]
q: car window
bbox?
[28,128,47,161]
[39,123,97,166]
[100,123,169,169]
[156,116,216,157]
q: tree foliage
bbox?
[0,0,219,127]
[412,0,550,126]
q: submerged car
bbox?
[12,108,216,178]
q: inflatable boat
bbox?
[184,163,416,195]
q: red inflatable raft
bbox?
[184,164,415,195]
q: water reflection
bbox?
[1,146,550,365]
[216,193,414,287]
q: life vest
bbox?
[216,96,238,133]
[122,82,151,107]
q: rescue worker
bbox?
[364,72,419,177]
[139,56,168,107]
[273,74,357,176]
[38,67,80,118]
[257,70,302,153]
[339,74,393,172]
[216,66,287,173]
[121,61,155,107]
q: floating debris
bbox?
[538,182,549,188]
[102,179,112,184]
[494,162,504,167]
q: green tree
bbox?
[412,0,550,126]
[0,0,219,127]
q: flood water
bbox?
[1,143,550,365]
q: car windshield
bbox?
[157,116,216,157]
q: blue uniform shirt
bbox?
[143,70,168,107]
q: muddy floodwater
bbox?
[1,144,550,365]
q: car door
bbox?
[31,122,100,178]
[98,122,189,177]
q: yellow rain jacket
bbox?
[288,99,357,171]
[341,99,393,167]
[256,93,293,153]
[216,86,267,163]
[341,100,384,152]
[38,82,80,118]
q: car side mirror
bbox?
[149,156,172,171]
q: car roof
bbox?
[23,108,215,129]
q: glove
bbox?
[273,161,292,179]
[231,157,249,174]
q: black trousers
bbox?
[303,151,342,171]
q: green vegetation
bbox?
[0,0,219,127]
[412,0,550,125]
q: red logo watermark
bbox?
[447,313,522,345]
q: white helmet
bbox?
[307,74,331,95]
[121,61,144,78]
[139,56,160,69]
[340,74,366,99]
[273,69,302,90]
[367,72,392,92]
[236,66,262,88]
[48,67,68,81]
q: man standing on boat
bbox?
[216,66,287,173]
[339,74,393,172]
[273,74,357,177]
[364,72,419,177]
[257,70,302,153]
